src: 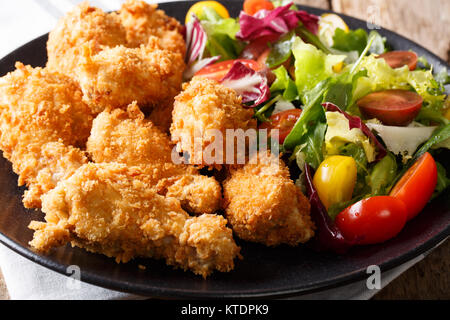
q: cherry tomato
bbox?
[357,89,423,126]
[259,109,302,143]
[335,196,407,245]
[313,156,357,210]
[194,59,262,82]
[390,152,437,221]
[377,51,418,71]
[243,0,274,16]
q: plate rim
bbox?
[0,1,449,299]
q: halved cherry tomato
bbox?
[243,0,274,16]
[259,109,302,143]
[390,152,437,221]
[194,59,263,81]
[377,51,418,71]
[357,89,423,126]
[335,196,407,245]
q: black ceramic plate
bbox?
[0,0,448,299]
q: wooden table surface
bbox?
[0,0,448,300]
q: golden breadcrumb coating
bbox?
[86,103,222,215]
[29,163,240,277]
[76,43,184,113]
[223,152,315,246]
[0,63,92,207]
[46,1,127,76]
[119,0,186,56]
[170,77,257,166]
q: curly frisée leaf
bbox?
[236,2,319,42]
[220,61,270,106]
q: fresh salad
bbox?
[184,0,450,253]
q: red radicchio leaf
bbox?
[235,2,319,42]
[185,15,207,64]
[220,61,270,107]
[322,102,387,161]
[304,164,355,254]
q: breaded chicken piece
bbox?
[170,77,257,167]
[223,152,315,246]
[29,163,240,278]
[119,0,186,56]
[47,1,127,76]
[0,63,92,207]
[76,42,184,113]
[86,103,222,215]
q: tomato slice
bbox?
[335,196,407,245]
[390,152,438,221]
[194,59,263,82]
[243,0,274,16]
[259,109,302,143]
[377,51,418,71]
[357,89,423,126]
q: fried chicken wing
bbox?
[86,103,222,215]
[0,63,92,207]
[119,0,186,56]
[76,43,184,113]
[29,163,240,277]
[223,152,315,246]
[46,1,127,77]
[170,77,257,167]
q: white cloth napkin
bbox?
[0,0,443,300]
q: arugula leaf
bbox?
[267,31,296,68]
[283,81,328,150]
[367,152,398,196]
[415,123,450,158]
[299,121,328,170]
[270,66,298,101]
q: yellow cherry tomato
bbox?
[313,156,357,209]
[185,1,230,24]
[318,13,349,47]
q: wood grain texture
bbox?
[374,239,450,300]
[331,0,450,62]
[294,0,330,9]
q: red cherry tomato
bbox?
[243,0,274,16]
[259,109,302,144]
[335,196,407,245]
[377,51,418,71]
[194,59,262,82]
[357,89,423,126]
[390,152,438,221]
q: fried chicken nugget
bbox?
[29,163,240,277]
[76,43,184,113]
[223,152,315,246]
[86,103,222,215]
[47,1,127,76]
[119,0,186,56]
[0,63,92,207]
[170,77,257,167]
